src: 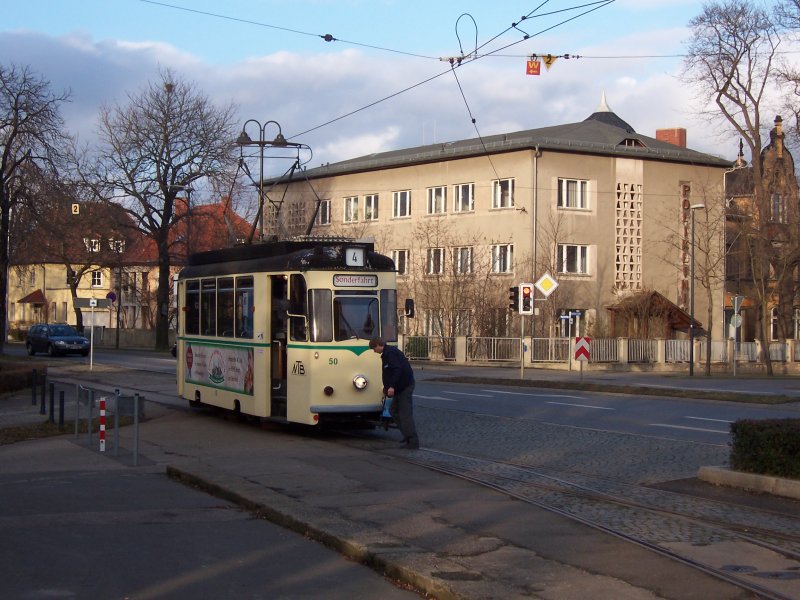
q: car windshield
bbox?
[50,325,78,337]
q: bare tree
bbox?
[684,0,782,374]
[657,177,727,374]
[0,64,71,352]
[95,69,238,349]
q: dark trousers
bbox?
[389,383,419,446]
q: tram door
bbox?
[270,275,288,418]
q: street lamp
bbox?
[235,120,298,241]
[689,203,705,376]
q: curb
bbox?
[697,466,800,500]
[166,463,469,600]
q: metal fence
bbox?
[403,335,456,361]
[467,337,520,362]
[400,334,800,366]
[589,338,618,363]
[628,338,658,363]
[530,338,569,362]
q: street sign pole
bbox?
[520,315,525,380]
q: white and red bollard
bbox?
[99,397,106,452]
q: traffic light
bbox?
[519,283,534,315]
[508,286,519,312]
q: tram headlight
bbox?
[352,374,368,390]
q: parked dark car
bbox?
[26,324,91,357]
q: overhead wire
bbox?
[137,0,620,144]
[137,0,438,60]
[291,1,617,139]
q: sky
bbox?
[1,0,737,185]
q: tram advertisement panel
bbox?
[183,342,254,395]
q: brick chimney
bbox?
[656,127,687,148]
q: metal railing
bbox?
[530,338,569,362]
[467,337,520,362]
[628,338,657,363]
[589,338,618,363]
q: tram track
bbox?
[389,447,800,600]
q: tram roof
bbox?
[178,238,394,279]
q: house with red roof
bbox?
[9,197,251,344]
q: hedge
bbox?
[730,419,800,480]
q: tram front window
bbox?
[333,295,379,341]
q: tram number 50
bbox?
[328,358,338,366]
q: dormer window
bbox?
[621,138,645,148]
[109,239,125,253]
[84,238,100,253]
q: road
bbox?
[414,380,800,444]
[7,345,800,598]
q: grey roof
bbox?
[288,112,732,182]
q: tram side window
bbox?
[309,289,332,342]
[235,276,254,338]
[380,289,398,342]
[289,274,307,341]
[201,279,217,336]
[217,277,234,337]
[185,280,200,335]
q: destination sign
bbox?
[333,274,378,287]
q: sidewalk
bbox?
[2,364,799,599]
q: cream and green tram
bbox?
[176,239,398,426]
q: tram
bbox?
[175,237,405,426]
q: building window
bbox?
[794,308,800,340]
[84,238,100,253]
[315,199,331,226]
[771,306,780,341]
[454,183,474,212]
[558,178,589,209]
[558,244,589,274]
[91,270,103,288]
[343,196,358,223]
[109,239,126,253]
[393,190,411,218]
[364,194,379,221]
[492,178,515,208]
[770,193,786,224]
[491,244,513,273]
[427,186,447,214]
[392,249,408,276]
[454,246,473,274]
[426,248,444,275]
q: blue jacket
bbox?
[380,345,414,393]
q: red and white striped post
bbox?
[99,397,106,452]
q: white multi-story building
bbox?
[269,96,731,341]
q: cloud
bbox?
[0,26,736,170]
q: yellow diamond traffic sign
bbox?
[534,273,558,298]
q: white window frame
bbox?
[315,199,331,226]
[491,244,514,274]
[454,183,474,212]
[364,194,379,221]
[492,178,515,209]
[454,246,473,274]
[393,190,411,218]
[84,238,100,253]
[558,244,589,274]
[557,178,589,209]
[426,248,444,275]
[392,249,409,276]
[91,270,103,288]
[427,186,447,215]
[343,196,359,223]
